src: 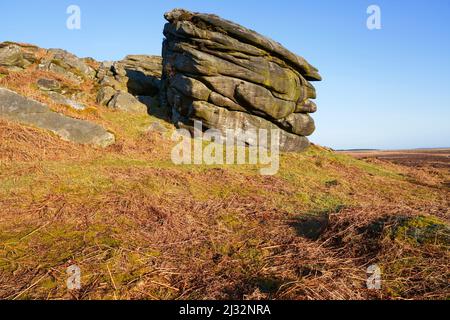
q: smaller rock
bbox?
[107,91,148,114]
[38,48,96,83]
[100,76,125,91]
[111,62,128,77]
[70,92,88,102]
[45,63,83,84]
[37,78,61,92]
[49,49,96,78]
[96,61,114,80]
[96,86,117,106]
[0,44,25,69]
[0,42,39,67]
[47,91,86,111]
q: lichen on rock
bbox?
[161,9,321,152]
[0,88,115,147]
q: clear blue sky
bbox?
[1,0,449,150]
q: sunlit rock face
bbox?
[161,9,321,152]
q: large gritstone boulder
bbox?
[161,9,321,152]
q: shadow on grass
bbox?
[289,205,346,240]
[252,277,285,294]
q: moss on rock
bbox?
[390,215,450,246]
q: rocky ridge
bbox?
[0,41,164,146]
[1,9,321,152]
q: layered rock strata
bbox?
[161,9,321,152]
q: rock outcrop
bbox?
[0,44,27,71]
[112,55,162,96]
[1,9,323,152]
[107,91,148,114]
[96,56,162,95]
[38,48,97,84]
[0,88,115,147]
[46,91,87,111]
[0,42,39,71]
[161,9,321,152]
[95,55,163,114]
[0,41,163,115]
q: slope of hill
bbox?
[0,44,449,300]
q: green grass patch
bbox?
[101,111,159,140]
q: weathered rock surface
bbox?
[161,9,321,152]
[38,49,96,83]
[37,78,61,92]
[0,43,27,70]
[0,41,101,87]
[113,55,162,96]
[189,101,310,152]
[96,86,117,106]
[146,121,168,134]
[107,91,148,114]
[46,91,87,111]
[96,55,162,96]
[0,41,164,115]
[95,55,163,115]
[0,88,114,147]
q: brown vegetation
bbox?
[0,64,448,300]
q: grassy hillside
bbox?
[0,65,449,300]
